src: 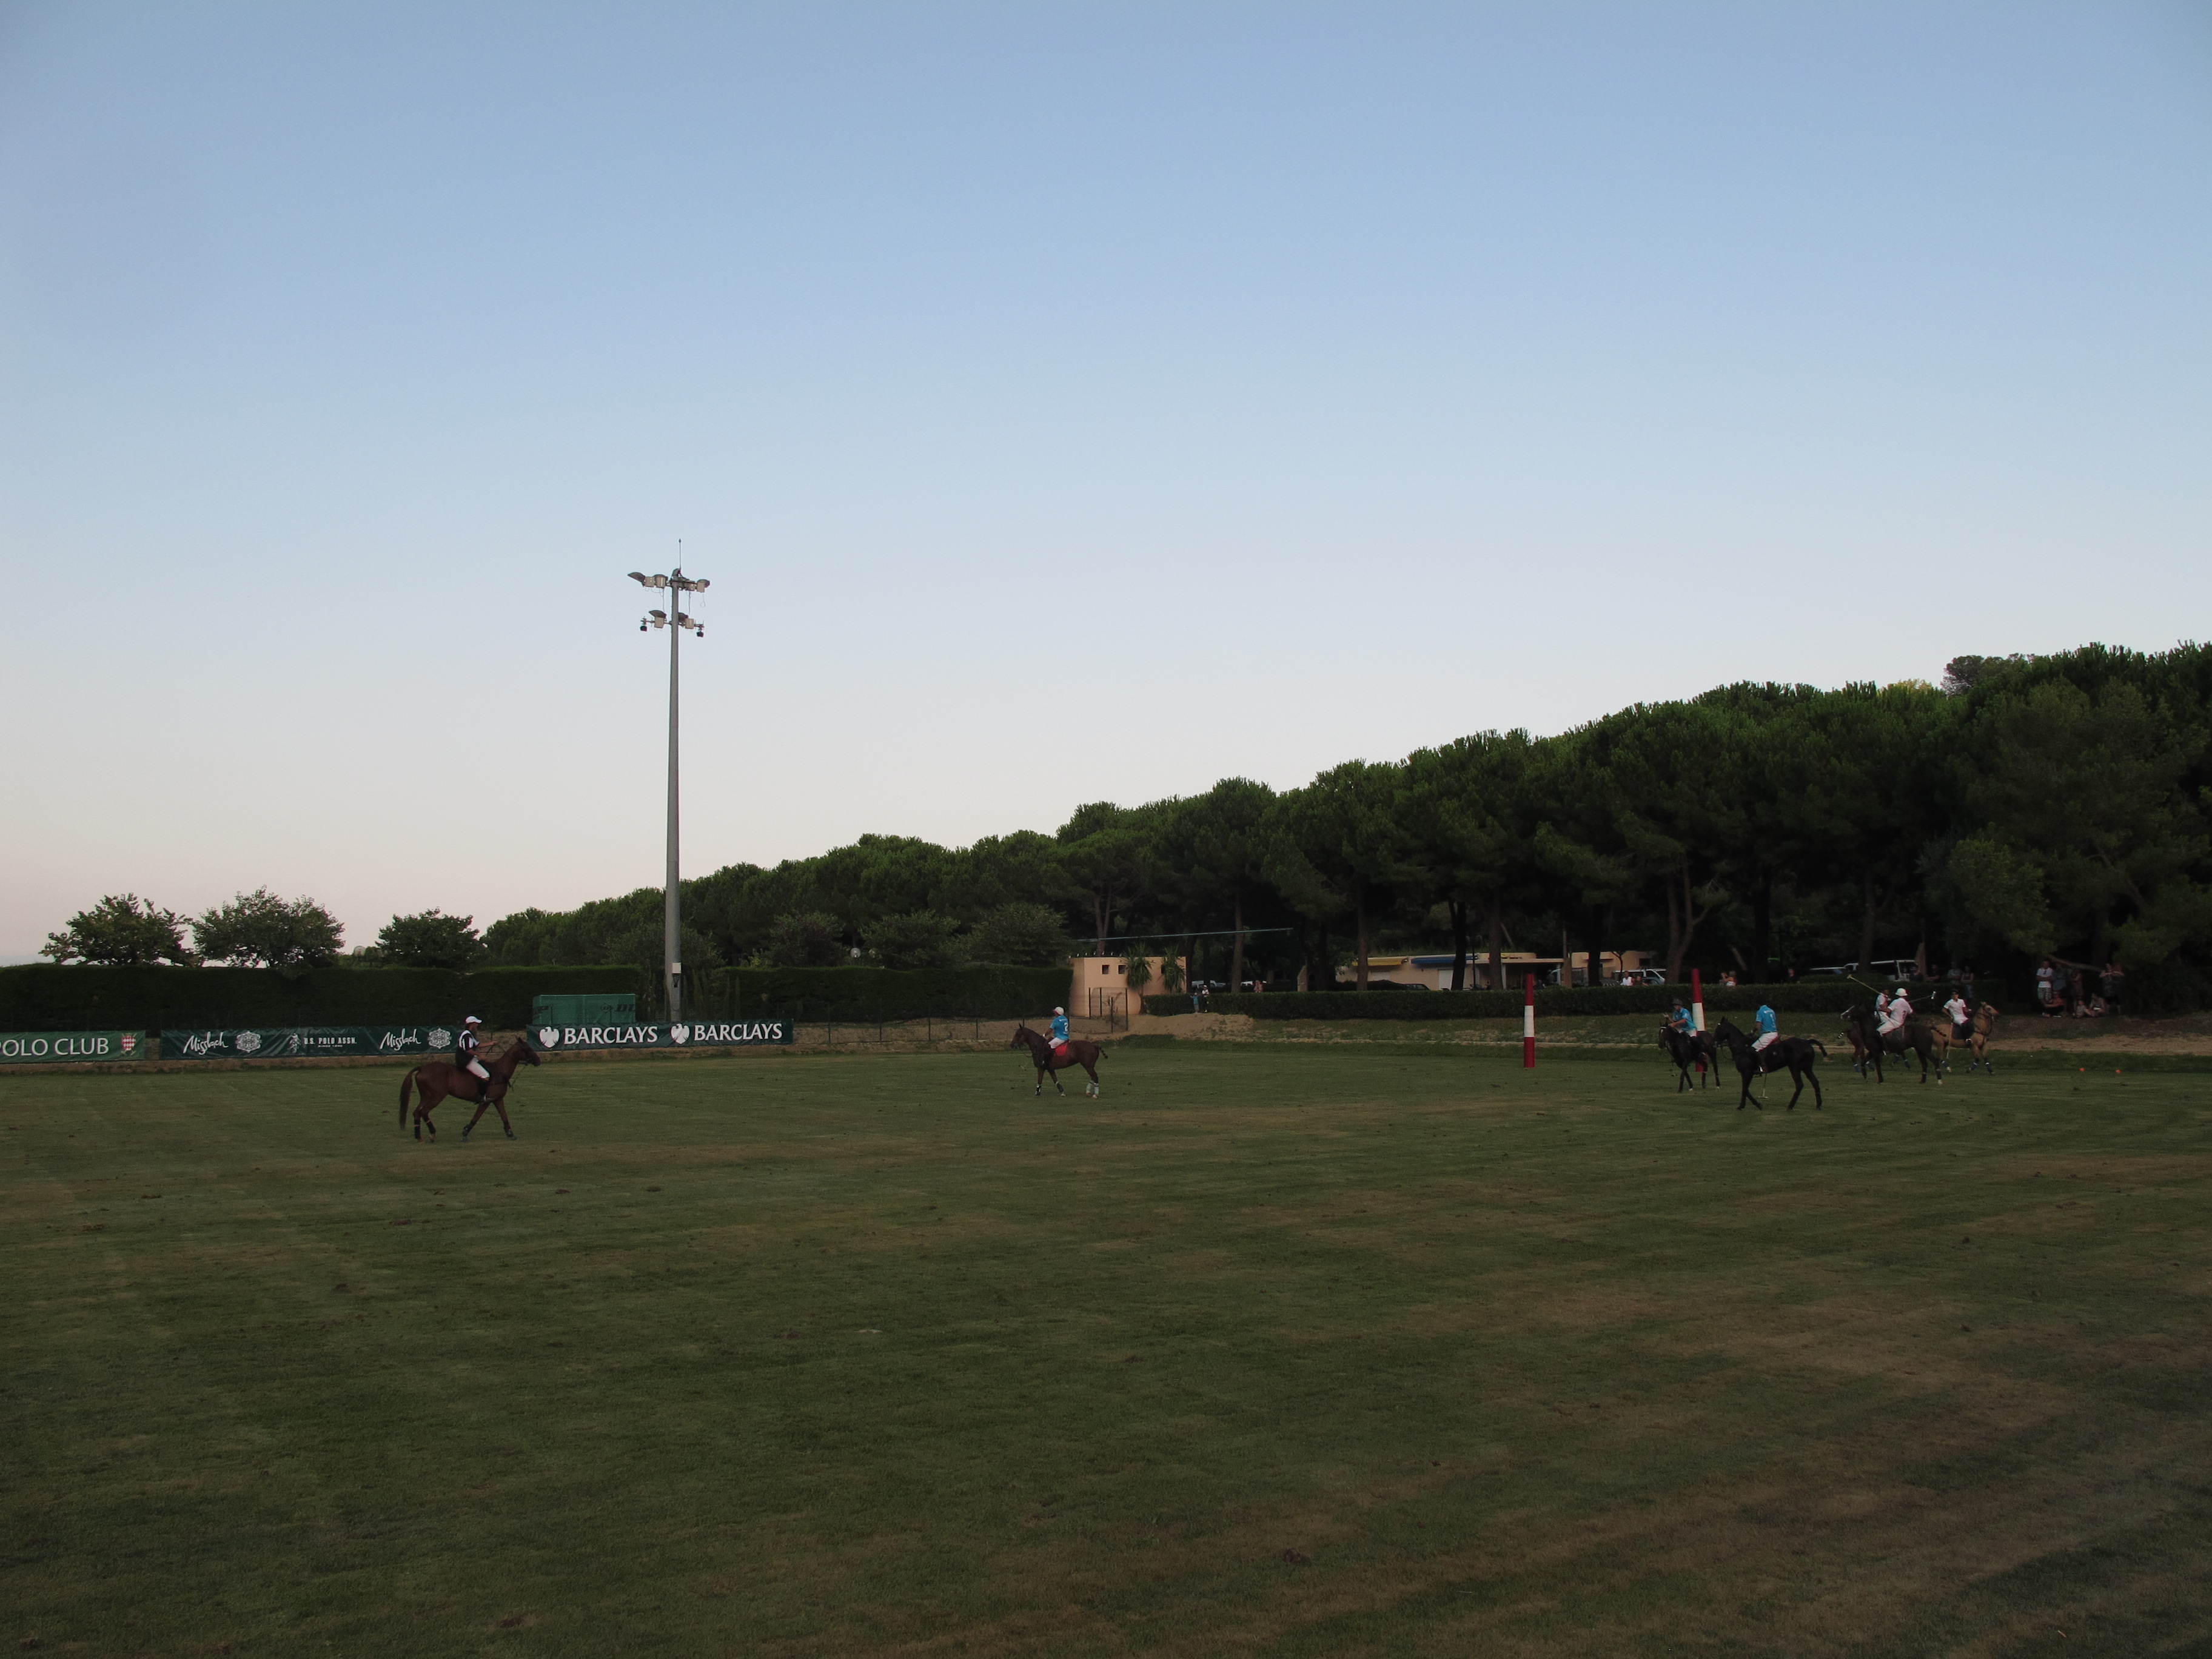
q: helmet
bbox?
[1896,987,1909,996]
[1053,1007,1065,1016]
[464,1014,483,1025]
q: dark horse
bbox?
[1658,1022,1719,1091]
[1010,1024,1106,1098]
[399,1036,541,1140]
[1711,1017,1827,1111]
[1841,1005,1942,1085]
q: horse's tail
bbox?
[398,1069,415,1124]
[1810,1039,1829,1057]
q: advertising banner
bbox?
[159,1027,447,1061]
[0,1031,146,1064]
[529,1018,793,1051]
[154,1022,792,1059]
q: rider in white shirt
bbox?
[457,1016,492,1090]
[1943,992,1971,1033]
[1875,987,1912,1039]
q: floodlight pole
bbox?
[665,581,681,1020]
[629,563,709,1019]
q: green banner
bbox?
[159,1027,447,1061]
[530,1018,793,1051]
[151,1021,794,1060]
[0,1031,146,1064]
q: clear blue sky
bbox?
[4,1,2209,956]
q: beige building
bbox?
[1068,955,1185,1021]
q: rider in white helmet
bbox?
[1875,986,1912,1040]
[457,1015,493,1091]
[1048,1006,1070,1056]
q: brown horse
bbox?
[1930,1003,1999,1074]
[398,1036,540,1140]
[1842,1005,1942,1084]
[1010,1024,1106,1098]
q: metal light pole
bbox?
[629,565,708,1019]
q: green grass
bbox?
[5,1049,2211,1657]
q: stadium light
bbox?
[632,554,709,1021]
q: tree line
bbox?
[478,643,2212,1002]
[39,892,488,971]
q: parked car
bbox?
[1618,968,1669,987]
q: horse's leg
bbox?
[463,1097,490,1139]
[1034,1064,1044,1098]
[1085,1059,1100,1097]
[1807,1065,1823,1110]
[494,1095,516,1138]
[1785,1066,1805,1110]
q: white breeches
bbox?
[1751,1031,1778,1051]
[1875,1016,1903,1037]
[468,1058,491,1081]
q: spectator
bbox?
[1786,966,1799,985]
[2036,957,2058,1016]
[2102,960,2125,1018]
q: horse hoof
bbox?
[505,1131,517,1140]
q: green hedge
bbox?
[703,965,1071,1022]
[0,964,643,1033]
[1165,982,1966,1022]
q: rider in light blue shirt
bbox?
[1752,1002,1779,1068]
[1049,1007,1070,1053]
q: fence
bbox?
[1085,988,1129,1028]
[1156,980,1992,1022]
[0,964,644,1034]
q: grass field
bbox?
[6,1047,2211,1658]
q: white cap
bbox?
[1053,1007,1064,1015]
[464,1014,483,1025]
[1897,987,1909,996]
